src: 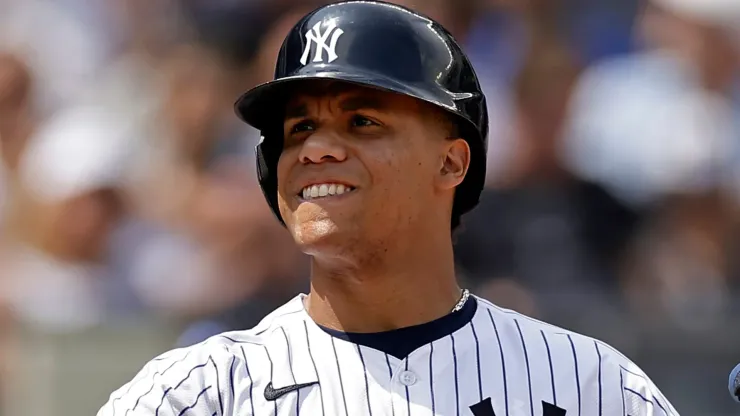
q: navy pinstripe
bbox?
[208,356,223,415]
[595,341,602,416]
[117,351,194,415]
[625,388,655,404]
[228,355,236,406]
[451,333,460,416]
[330,337,349,416]
[428,342,435,415]
[279,328,295,383]
[133,360,208,415]
[239,346,255,416]
[154,387,174,416]
[620,366,670,415]
[356,345,373,416]
[264,346,277,416]
[405,359,411,416]
[279,327,300,415]
[303,322,325,416]
[385,354,396,416]
[541,330,556,405]
[514,320,533,416]
[160,352,193,375]
[620,371,626,416]
[567,334,581,416]
[112,365,152,416]
[175,362,209,390]
[470,321,483,401]
[178,386,210,416]
[487,309,508,416]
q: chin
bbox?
[289,217,347,254]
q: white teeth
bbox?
[300,183,354,200]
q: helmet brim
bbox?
[234,66,472,131]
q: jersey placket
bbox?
[390,343,441,416]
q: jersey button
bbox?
[399,370,417,386]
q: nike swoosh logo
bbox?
[264,381,319,401]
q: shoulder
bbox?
[97,335,238,416]
[474,296,680,415]
[97,296,308,416]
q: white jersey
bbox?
[97,294,679,415]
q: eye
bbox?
[290,120,315,134]
[350,115,378,128]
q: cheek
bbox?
[365,148,431,217]
[275,148,297,205]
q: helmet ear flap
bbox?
[255,134,285,225]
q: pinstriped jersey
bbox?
[97,294,680,415]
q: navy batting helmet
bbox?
[234,0,488,228]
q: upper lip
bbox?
[295,178,358,195]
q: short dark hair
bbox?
[429,107,460,139]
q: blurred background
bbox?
[0,0,737,414]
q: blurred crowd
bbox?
[0,0,738,414]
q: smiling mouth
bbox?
[299,183,356,201]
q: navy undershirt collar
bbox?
[317,296,477,359]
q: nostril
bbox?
[300,154,341,165]
[298,137,348,164]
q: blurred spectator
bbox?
[0,106,133,332]
[388,0,476,41]
[0,0,111,117]
[104,43,251,319]
[620,191,739,331]
[562,0,740,208]
[561,0,740,329]
[454,34,640,331]
[96,2,315,327]
[471,0,640,184]
[0,53,35,228]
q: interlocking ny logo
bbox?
[300,21,344,65]
[470,398,566,416]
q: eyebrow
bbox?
[284,103,308,119]
[284,95,389,120]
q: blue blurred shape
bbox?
[729,363,740,403]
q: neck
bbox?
[305,227,461,333]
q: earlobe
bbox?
[438,139,470,190]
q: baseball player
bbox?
[98,1,679,415]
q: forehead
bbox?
[284,81,420,114]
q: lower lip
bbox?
[297,189,357,204]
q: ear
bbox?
[437,138,470,191]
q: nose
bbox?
[297,130,347,165]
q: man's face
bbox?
[276,82,469,253]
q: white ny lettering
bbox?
[300,21,344,65]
